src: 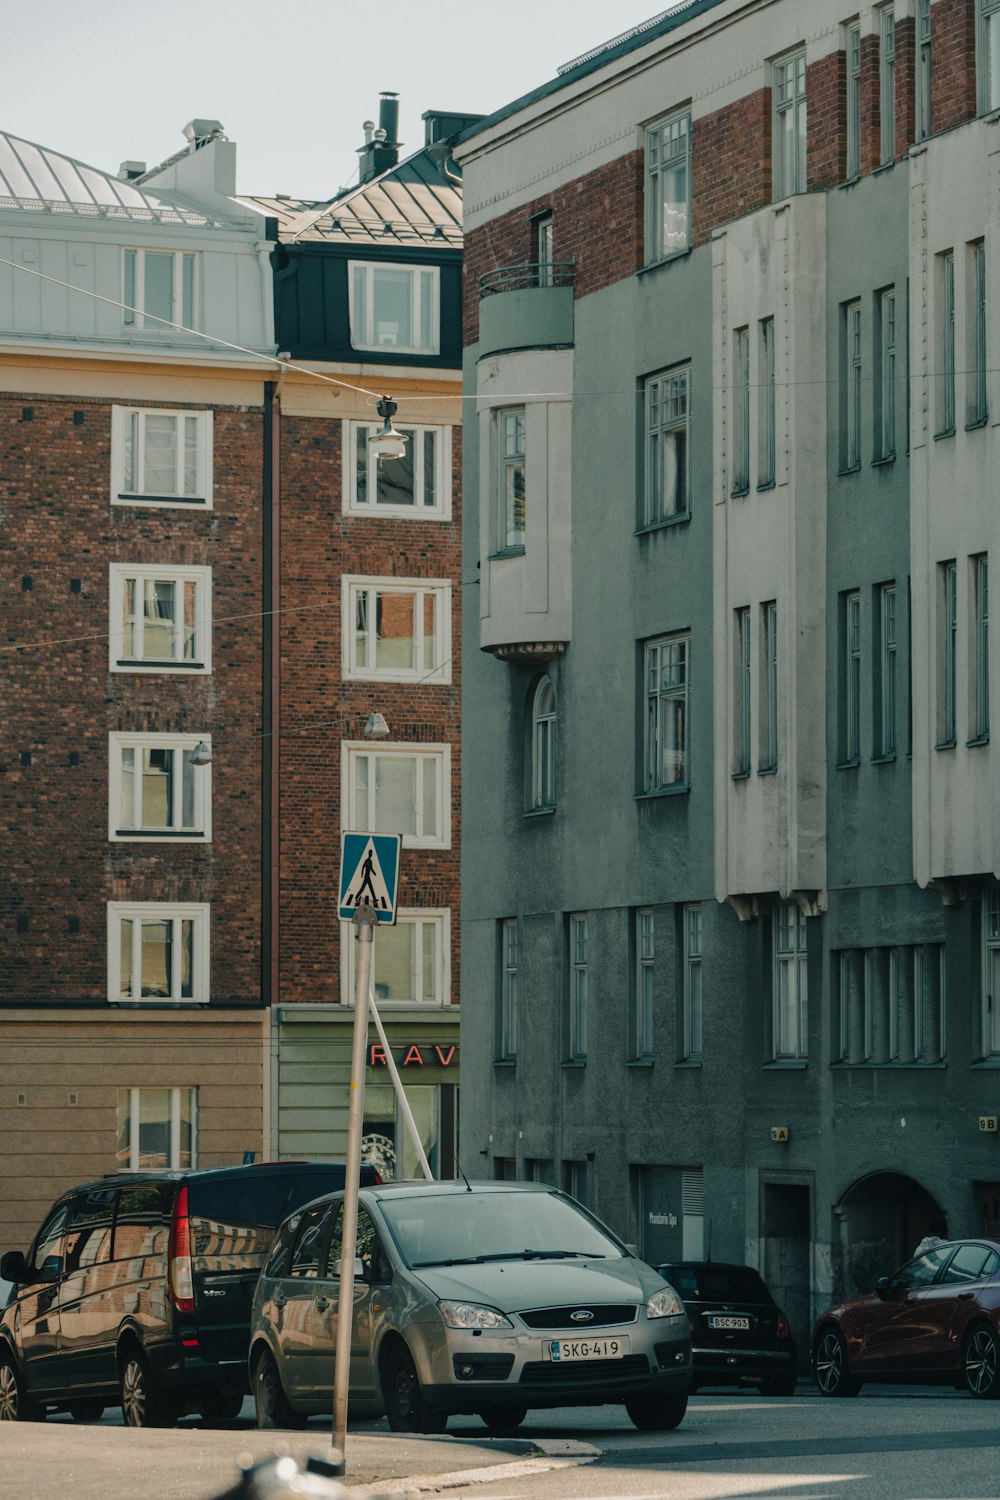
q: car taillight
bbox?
[371,1170,383,1185]
[777,1313,790,1339]
[168,1185,195,1315]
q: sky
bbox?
[6,0,659,200]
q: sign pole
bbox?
[331,902,377,1467]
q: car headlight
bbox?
[646,1285,686,1319]
[439,1300,513,1330]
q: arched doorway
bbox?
[833,1171,943,1302]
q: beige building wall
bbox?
[0,1010,265,1253]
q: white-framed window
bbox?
[109,733,211,842]
[877,582,897,757]
[973,554,990,741]
[916,0,932,141]
[536,214,554,287]
[773,900,807,1059]
[116,1087,197,1171]
[845,590,862,763]
[876,287,897,460]
[938,250,956,434]
[342,576,451,684]
[109,565,211,674]
[342,741,450,849]
[344,420,451,519]
[761,600,778,771]
[939,560,958,745]
[531,676,557,811]
[846,21,862,179]
[496,407,526,552]
[682,903,703,1061]
[123,248,196,331]
[633,907,655,1059]
[644,366,690,525]
[983,890,1000,1057]
[108,902,210,1004]
[733,327,750,494]
[348,260,439,355]
[568,913,588,1060]
[343,908,450,1006]
[110,405,213,507]
[979,0,1000,112]
[843,300,862,469]
[758,317,776,486]
[644,633,690,791]
[645,109,691,262]
[499,917,520,1058]
[880,7,896,165]
[734,607,752,776]
[773,50,807,200]
[968,239,988,426]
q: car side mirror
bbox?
[875,1276,890,1299]
[624,1243,639,1257]
[333,1257,366,1281]
[0,1250,28,1285]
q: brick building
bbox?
[456,0,1000,1361]
[242,96,479,1174]
[0,123,275,1249]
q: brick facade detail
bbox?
[692,88,772,245]
[859,32,883,176]
[277,417,462,1003]
[931,0,978,135]
[0,391,265,1005]
[895,16,917,157]
[463,152,643,345]
[807,49,847,190]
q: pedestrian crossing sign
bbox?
[338,832,401,924]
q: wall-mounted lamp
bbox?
[189,741,213,766]
[368,396,407,463]
[363,712,390,740]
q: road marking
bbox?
[346,1443,601,1497]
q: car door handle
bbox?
[314,1296,330,1311]
[959,1292,976,1300]
[273,1294,286,1309]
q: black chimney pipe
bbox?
[378,92,400,146]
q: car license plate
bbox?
[706,1315,750,1330]
[548,1336,627,1362]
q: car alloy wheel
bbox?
[814,1329,860,1397]
[0,1356,42,1422]
[120,1349,176,1429]
[963,1326,1000,1399]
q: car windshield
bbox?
[662,1266,773,1303]
[378,1190,622,1268]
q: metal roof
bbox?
[0,129,251,229]
[241,148,462,249]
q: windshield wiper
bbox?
[412,1248,605,1268]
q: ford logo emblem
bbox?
[570,1310,594,1323]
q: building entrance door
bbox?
[761,1181,811,1369]
[834,1171,941,1302]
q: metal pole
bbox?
[368,985,433,1180]
[332,904,376,1467]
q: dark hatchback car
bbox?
[657,1262,798,1395]
[0,1161,377,1426]
[812,1238,1000,1399]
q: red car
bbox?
[812,1239,1000,1399]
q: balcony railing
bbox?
[479,261,576,299]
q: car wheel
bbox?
[478,1404,527,1432]
[199,1388,245,1423]
[253,1350,307,1430]
[119,1347,177,1428]
[625,1390,688,1431]
[67,1400,105,1422]
[0,1354,43,1422]
[813,1329,860,1397]
[383,1344,447,1434]
[962,1325,1000,1400]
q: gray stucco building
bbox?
[454,0,1000,1359]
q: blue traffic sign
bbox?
[338,832,401,924]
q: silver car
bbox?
[249,1180,691,1433]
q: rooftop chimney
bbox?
[117,160,147,182]
[358,92,401,184]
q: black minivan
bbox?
[0,1161,377,1426]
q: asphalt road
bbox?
[4,1388,997,1500]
